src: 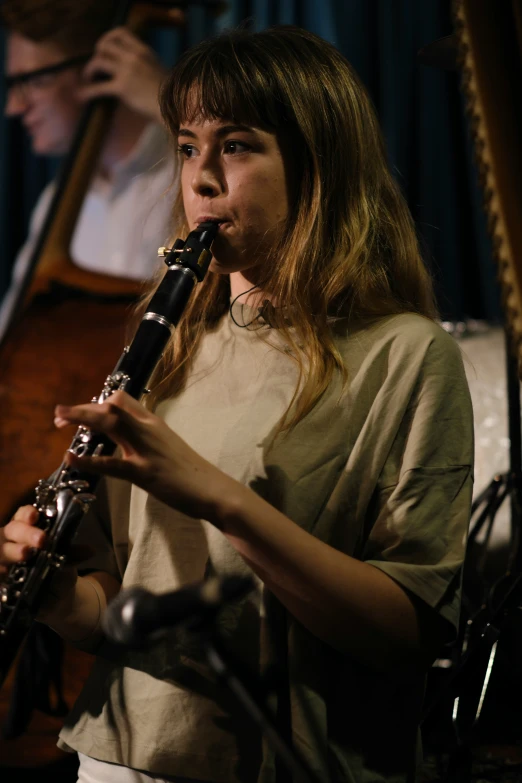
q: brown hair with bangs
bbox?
[145,25,437,431]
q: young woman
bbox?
[0,26,473,783]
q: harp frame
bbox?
[454,0,522,373]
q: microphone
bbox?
[102,574,255,647]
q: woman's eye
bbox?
[223,140,250,155]
[177,144,197,159]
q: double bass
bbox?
[0,0,184,525]
[0,0,222,770]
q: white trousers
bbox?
[77,752,206,783]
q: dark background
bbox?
[0,4,513,781]
[0,0,502,323]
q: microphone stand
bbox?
[101,577,322,782]
[201,625,320,783]
[423,326,522,782]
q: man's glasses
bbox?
[4,54,91,96]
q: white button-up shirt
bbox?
[0,123,178,338]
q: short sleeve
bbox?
[74,477,122,582]
[362,331,474,629]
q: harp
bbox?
[420,4,522,777]
[454,0,522,364]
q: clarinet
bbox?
[0,221,218,687]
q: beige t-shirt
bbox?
[58,307,473,783]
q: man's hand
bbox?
[79,27,168,123]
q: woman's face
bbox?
[178,117,290,280]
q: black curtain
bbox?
[0,0,501,322]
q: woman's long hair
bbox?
[143,26,437,430]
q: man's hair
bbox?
[150,25,438,431]
[0,0,118,54]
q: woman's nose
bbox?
[191,156,223,198]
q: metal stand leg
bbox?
[440,328,522,781]
[204,630,320,783]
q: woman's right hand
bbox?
[0,508,114,646]
[0,505,45,576]
[0,505,79,623]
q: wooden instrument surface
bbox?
[0,0,185,769]
[0,293,137,769]
[0,293,137,523]
[454,0,522,373]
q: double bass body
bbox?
[0,0,185,769]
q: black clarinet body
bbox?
[0,221,218,687]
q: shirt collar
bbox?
[113,122,170,178]
[92,122,171,194]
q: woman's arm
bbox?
[213,482,451,671]
[54,392,451,671]
[41,570,121,652]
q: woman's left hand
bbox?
[54,391,230,521]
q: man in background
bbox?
[0,1,180,767]
[0,0,179,335]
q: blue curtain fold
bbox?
[0,0,500,321]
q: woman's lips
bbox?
[195,218,231,230]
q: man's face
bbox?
[5,33,85,156]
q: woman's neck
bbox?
[229,271,269,308]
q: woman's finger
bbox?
[64,450,140,482]
[55,394,160,463]
[11,505,39,526]
[56,391,151,431]
[2,540,39,564]
[4,519,45,547]
[1,506,44,566]
[4,518,45,546]
[54,401,123,432]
